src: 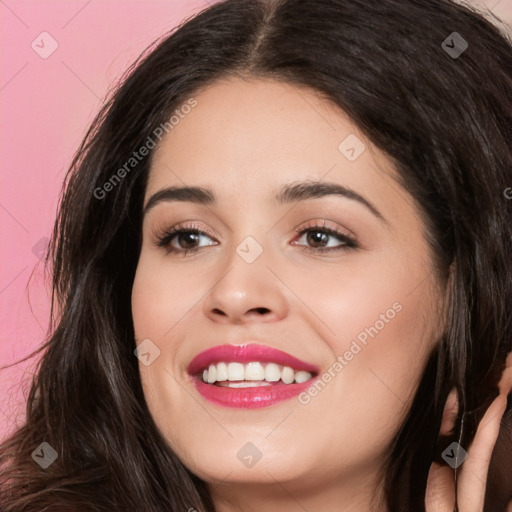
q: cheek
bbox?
[131,254,205,435]
[291,251,440,426]
[131,253,199,340]
[283,248,438,358]
[292,288,438,468]
[348,282,436,393]
[340,295,435,400]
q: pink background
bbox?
[1,0,511,441]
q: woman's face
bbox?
[131,77,446,505]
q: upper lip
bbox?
[187,343,320,376]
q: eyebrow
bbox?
[143,180,386,222]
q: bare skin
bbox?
[131,77,511,512]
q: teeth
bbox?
[217,381,272,388]
[245,362,265,380]
[281,366,295,384]
[227,362,245,381]
[207,365,216,384]
[264,363,281,382]
[216,362,228,381]
[200,361,314,385]
[294,371,312,384]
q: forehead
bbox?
[146,77,405,219]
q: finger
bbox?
[425,390,459,512]
[439,388,459,437]
[458,393,508,512]
[425,461,455,512]
[498,352,512,396]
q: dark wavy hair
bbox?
[1,0,511,510]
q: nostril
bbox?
[252,307,270,314]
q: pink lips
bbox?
[187,343,320,409]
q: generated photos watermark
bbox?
[298,301,403,405]
[94,97,197,200]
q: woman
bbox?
[1,0,511,510]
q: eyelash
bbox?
[154,220,357,256]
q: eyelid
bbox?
[293,219,355,239]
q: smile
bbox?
[187,343,320,409]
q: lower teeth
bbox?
[215,381,273,388]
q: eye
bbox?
[292,220,357,254]
[154,222,218,256]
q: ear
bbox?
[439,387,459,437]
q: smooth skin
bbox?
[131,77,511,512]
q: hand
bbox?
[425,352,512,512]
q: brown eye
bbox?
[155,223,218,255]
[293,221,357,254]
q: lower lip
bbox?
[191,376,318,409]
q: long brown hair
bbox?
[1,0,511,510]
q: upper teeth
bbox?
[201,362,313,385]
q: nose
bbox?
[202,249,289,325]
